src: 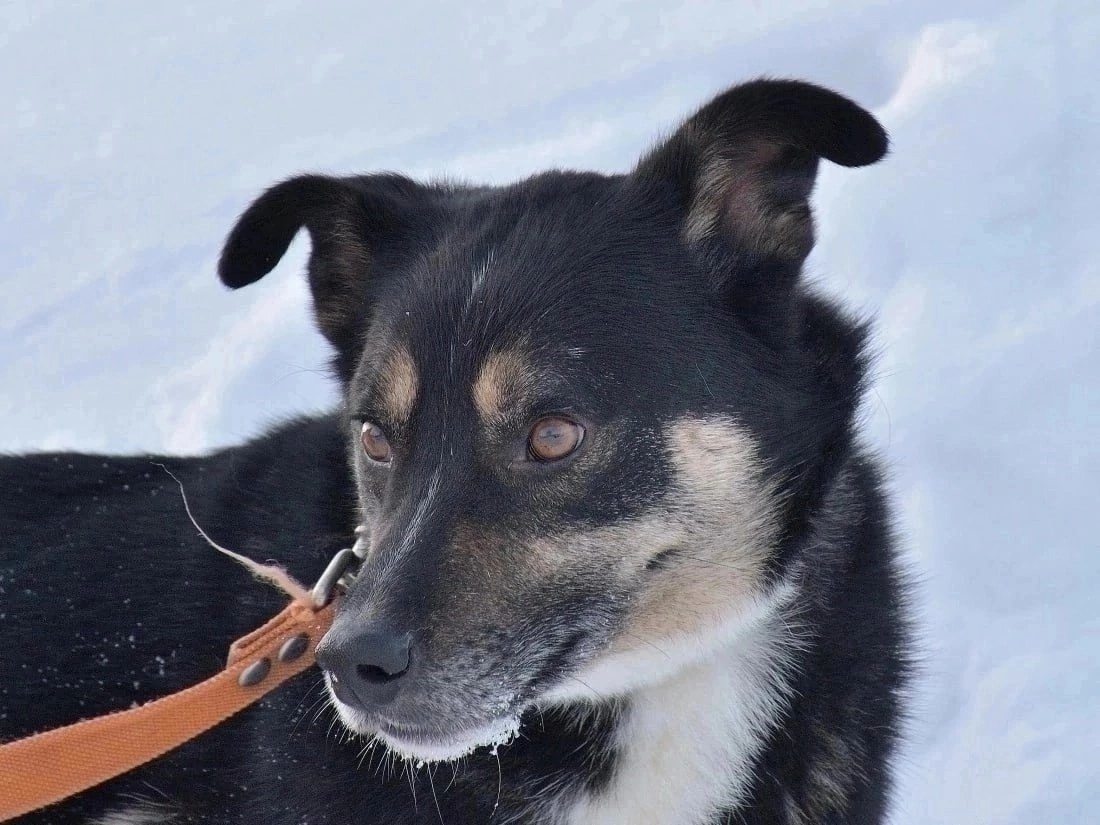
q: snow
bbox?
[2,1,1097,821]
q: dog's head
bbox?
[219,79,885,762]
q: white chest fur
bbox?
[561,599,796,825]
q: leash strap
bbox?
[0,599,336,822]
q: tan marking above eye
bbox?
[361,421,393,464]
[472,349,537,421]
[377,347,419,424]
[528,417,584,462]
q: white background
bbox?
[2,1,1097,820]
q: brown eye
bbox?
[360,422,393,464]
[527,417,584,462]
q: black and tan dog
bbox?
[1,78,910,824]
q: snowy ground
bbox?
[2,1,1097,821]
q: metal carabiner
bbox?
[310,525,369,609]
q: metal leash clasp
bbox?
[310,525,368,609]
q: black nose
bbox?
[315,627,413,710]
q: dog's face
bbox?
[219,79,885,761]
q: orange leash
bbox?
[0,598,337,822]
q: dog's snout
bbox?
[316,627,413,709]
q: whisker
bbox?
[444,761,460,793]
[563,674,610,704]
[618,630,673,660]
[493,746,504,818]
[427,764,446,825]
[657,548,752,574]
[288,677,328,736]
[405,755,418,811]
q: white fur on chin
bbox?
[328,689,521,764]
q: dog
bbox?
[1,78,911,824]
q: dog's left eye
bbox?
[360,422,393,464]
[527,417,584,462]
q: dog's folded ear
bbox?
[219,173,423,369]
[636,78,886,268]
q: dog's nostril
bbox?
[319,627,413,708]
[351,629,411,685]
[357,661,408,684]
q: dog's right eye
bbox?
[360,422,393,464]
[527,416,585,463]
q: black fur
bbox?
[1,78,909,824]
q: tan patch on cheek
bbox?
[613,416,780,646]
[513,418,778,655]
[378,347,419,423]
[472,349,536,422]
